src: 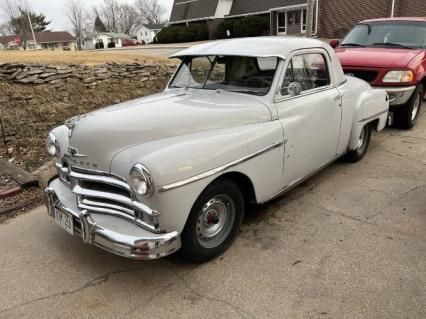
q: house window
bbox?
[277,11,286,34]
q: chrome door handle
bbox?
[334,93,344,100]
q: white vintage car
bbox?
[44,37,389,261]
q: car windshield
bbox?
[169,55,279,96]
[341,21,426,49]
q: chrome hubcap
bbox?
[357,127,366,149]
[412,94,421,121]
[196,195,235,248]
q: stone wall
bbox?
[0,62,176,87]
[0,62,177,171]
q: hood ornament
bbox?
[65,115,85,137]
[68,146,87,158]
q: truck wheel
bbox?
[394,84,423,130]
[345,124,372,163]
[180,179,244,262]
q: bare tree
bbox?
[0,22,14,36]
[117,3,138,35]
[135,0,166,25]
[65,0,87,49]
[94,0,139,35]
[0,0,29,20]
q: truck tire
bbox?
[179,179,244,262]
[345,124,372,163]
[394,84,423,130]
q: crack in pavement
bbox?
[378,147,426,166]
[175,267,258,319]
[0,264,155,315]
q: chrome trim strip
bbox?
[159,141,284,192]
[81,198,134,215]
[70,170,132,192]
[358,110,388,123]
[71,166,128,183]
[72,184,158,218]
[78,201,160,233]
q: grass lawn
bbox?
[0,50,176,66]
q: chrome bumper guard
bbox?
[374,85,416,106]
[44,185,181,260]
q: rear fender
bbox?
[348,89,389,150]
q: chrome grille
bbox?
[58,164,161,233]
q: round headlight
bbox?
[46,133,60,157]
[129,163,154,197]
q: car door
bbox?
[275,49,342,188]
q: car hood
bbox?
[335,47,422,68]
[67,90,272,172]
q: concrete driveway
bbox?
[1,108,425,319]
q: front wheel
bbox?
[394,84,423,130]
[180,179,244,262]
[345,124,372,163]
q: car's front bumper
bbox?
[44,178,181,260]
[373,85,416,106]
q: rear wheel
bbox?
[394,84,423,130]
[180,179,244,262]
[345,124,372,163]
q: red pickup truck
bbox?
[331,17,426,129]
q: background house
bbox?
[169,0,426,39]
[82,32,132,50]
[0,35,21,50]
[134,24,164,44]
[0,32,76,50]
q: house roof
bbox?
[142,24,164,30]
[170,0,220,23]
[169,0,307,23]
[0,35,17,46]
[0,32,75,45]
[98,32,132,39]
[229,0,307,16]
[34,31,75,43]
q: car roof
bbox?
[361,17,426,23]
[170,36,329,60]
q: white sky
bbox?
[0,0,174,32]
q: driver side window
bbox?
[281,53,330,96]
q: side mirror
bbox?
[287,82,303,97]
[329,39,340,49]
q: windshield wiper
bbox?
[340,43,366,47]
[371,42,414,50]
[228,89,263,96]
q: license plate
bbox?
[55,208,74,235]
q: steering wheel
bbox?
[244,76,271,88]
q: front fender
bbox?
[110,122,284,233]
[348,88,389,151]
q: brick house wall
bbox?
[318,0,426,39]
[395,0,426,17]
[317,0,391,38]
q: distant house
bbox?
[82,32,132,50]
[0,35,21,50]
[169,0,426,39]
[0,31,76,50]
[134,24,164,44]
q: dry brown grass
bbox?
[0,50,177,66]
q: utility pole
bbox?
[305,0,315,37]
[391,0,396,17]
[27,12,37,49]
